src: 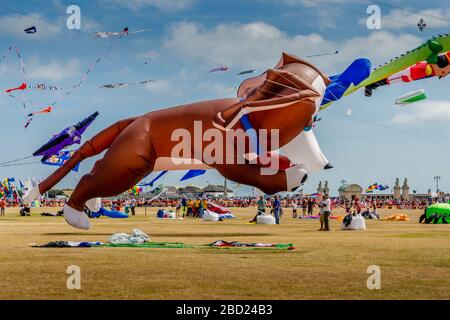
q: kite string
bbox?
[0,161,40,168]
[0,155,33,166]
[13,45,30,110]
[50,36,121,107]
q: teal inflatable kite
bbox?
[419,203,450,224]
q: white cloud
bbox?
[0,14,62,40]
[195,81,236,97]
[145,80,172,93]
[103,0,196,12]
[277,0,351,6]
[163,21,421,74]
[81,17,102,32]
[390,100,450,125]
[274,0,353,29]
[26,57,81,81]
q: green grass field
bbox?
[0,206,449,299]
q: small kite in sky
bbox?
[33,111,99,161]
[417,18,427,31]
[237,69,256,76]
[24,117,33,129]
[395,89,427,106]
[306,50,339,58]
[33,83,61,90]
[24,26,36,34]
[346,108,352,116]
[99,79,155,89]
[5,82,27,93]
[27,106,52,117]
[92,27,150,38]
[208,66,229,73]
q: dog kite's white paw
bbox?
[64,204,90,230]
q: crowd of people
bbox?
[0,192,442,228]
[0,194,440,211]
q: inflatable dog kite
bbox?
[25,53,332,229]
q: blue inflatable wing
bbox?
[97,207,128,218]
[321,58,371,106]
[139,171,168,187]
[180,169,206,181]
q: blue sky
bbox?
[0,0,449,196]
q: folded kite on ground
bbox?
[381,213,409,221]
[88,207,128,219]
[33,241,102,248]
[156,209,176,219]
[109,229,150,244]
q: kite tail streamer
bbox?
[38,117,137,193]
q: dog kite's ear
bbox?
[237,52,330,99]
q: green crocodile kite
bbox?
[320,33,450,110]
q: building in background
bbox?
[202,184,234,198]
[338,184,363,200]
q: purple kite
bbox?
[33,111,99,161]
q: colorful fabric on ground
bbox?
[218,213,235,220]
[109,229,149,244]
[106,242,189,249]
[209,240,294,250]
[34,239,294,250]
[207,202,232,214]
[156,209,176,219]
[33,241,102,248]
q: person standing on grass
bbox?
[187,199,194,217]
[319,194,332,231]
[273,195,281,224]
[0,198,5,216]
[301,198,308,218]
[292,200,298,218]
[181,197,187,218]
[194,198,200,218]
[130,198,136,215]
[307,198,314,216]
[175,198,181,218]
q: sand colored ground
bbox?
[0,206,449,300]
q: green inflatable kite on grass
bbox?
[420,203,450,224]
